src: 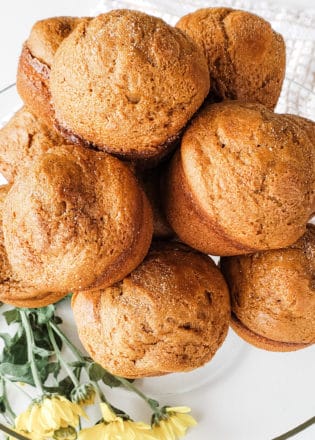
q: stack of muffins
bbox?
[0,7,314,378]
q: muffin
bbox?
[50,10,210,165]
[17,16,88,127]
[0,106,65,182]
[72,242,230,378]
[164,101,315,256]
[2,145,153,294]
[139,166,174,238]
[0,185,67,307]
[176,8,285,109]
[221,224,315,351]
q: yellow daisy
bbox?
[71,384,96,407]
[15,395,85,439]
[78,402,156,440]
[151,407,197,440]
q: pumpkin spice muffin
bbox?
[176,8,285,109]
[72,242,230,378]
[0,185,66,307]
[0,106,66,182]
[221,224,315,351]
[164,101,315,256]
[2,145,153,295]
[50,10,210,164]
[17,16,88,127]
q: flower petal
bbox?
[99,403,117,422]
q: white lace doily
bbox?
[92,0,315,119]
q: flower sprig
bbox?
[0,301,313,440]
[0,301,197,440]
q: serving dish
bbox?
[0,77,314,439]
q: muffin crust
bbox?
[177,7,285,109]
[50,10,210,162]
[164,101,315,255]
[72,242,230,378]
[2,145,153,293]
[221,224,315,351]
[17,17,88,126]
[0,107,65,182]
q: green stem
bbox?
[0,422,30,440]
[52,318,160,412]
[50,321,84,362]
[272,416,315,440]
[1,376,32,400]
[19,311,43,394]
[0,378,15,424]
[47,323,79,388]
[50,321,107,402]
[115,376,161,414]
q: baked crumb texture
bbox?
[164,101,315,255]
[72,243,230,378]
[221,224,315,351]
[177,7,285,109]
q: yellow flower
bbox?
[151,407,197,440]
[15,395,86,439]
[78,402,156,440]
[71,384,96,407]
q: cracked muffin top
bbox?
[180,101,315,251]
[221,224,315,345]
[2,144,153,294]
[176,7,285,109]
[49,10,210,162]
[0,107,66,182]
[72,242,230,378]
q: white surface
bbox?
[0,1,314,440]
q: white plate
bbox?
[0,84,314,440]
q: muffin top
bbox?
[0,107,65,182]
[27,16,87,67]
[72,242,230,378]
[50,10,210,159]
[2,145,152,293]
[221,224,315,344]
[176,7,285,109]
[180,101,315,250]
[0,185,66,307]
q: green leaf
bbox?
[88,363,106,382]
[101,371,121,388]
[35,305,55,325]
[46,362,61,379]
[88,362,121,387]
[33,346,53,358]
[0,362,34,386]
[44,376,74,398]
[68,361,86,368]
[0,333,15,347]
[3,309,20,325]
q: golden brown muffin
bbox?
[176,8,285,109]
[0,185,67,307]
[221,224,315,351]
[139,166,174,238]
[164,101,315,256]
[17,16,88,126]
[0,106,66,182]
[72,242,230,378]
[50,10,210,164]
[2,145,153,294]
